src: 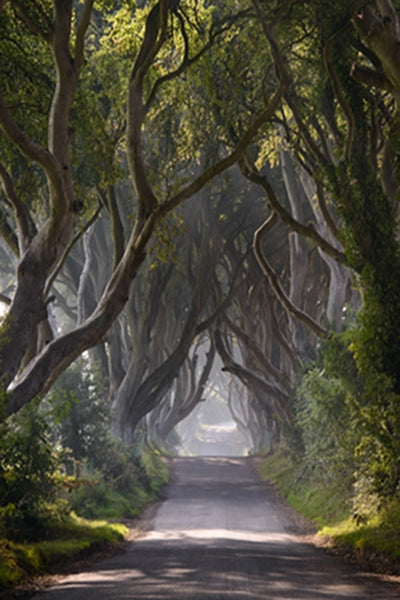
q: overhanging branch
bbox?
[253,213,329,339]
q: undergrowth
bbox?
[0,445,169,590]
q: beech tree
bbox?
[0,0,285,418]
[234,0,400,388]
[238,0,400,492]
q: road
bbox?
[32,457,400,599]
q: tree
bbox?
[0,0,286,418]
[244,0,400,495]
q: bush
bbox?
[294,364,358,488]
[67,442,167,519]
[0,403,65,542]
[44,361,110,476]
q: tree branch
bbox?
[352,4,400,99]
[44,203,101,298]
[214,326,289,409]
[243,162,346,264]
[350,63,393,92]
[145,11,249,113]
[160,72,287,216]
[0,89,60,181]
[253,212,329,339]
[323,23,355,161]
[223,313,283,383]
[0,161,34,253]
[74,0,94,72]
[12,0,51,40]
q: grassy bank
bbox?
[0,517,128,590]
[0,446,170,593]
[257,450,400,573]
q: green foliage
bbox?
[0,403,64,542]
[295,366,357,487]
[260,449,400,569]
[286,325,400,529]
[320,496,400,566]
[44,361,168,519]
[45,361,110,475]
[68,442,155,519]
[288,333,362,492]
[258,449,350,528]
[0,359,169,588]
[0,357,169,550]
[141,442,170,490]
[67,447,168,520]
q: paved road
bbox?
[32,457,400,599]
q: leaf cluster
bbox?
[0,402,63,542]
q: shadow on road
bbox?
[31,458,400,600]
[40,535,400,600]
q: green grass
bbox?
[142,443,170,493]
[258,450,400,571]
[320,500,400,563]
[260,451,349,527]
[258,450,350,527]
[0,515,128,588]
[72,483,151,520]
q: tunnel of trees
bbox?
[1,0,400,541]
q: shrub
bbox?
[0,403,65,542]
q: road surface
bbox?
[32,457,400,599]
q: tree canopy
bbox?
[1,0,400,504]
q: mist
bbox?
[176,389,250,457]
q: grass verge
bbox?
[257,449,400,573]
[0,447,170,593]
[0,516,128,590]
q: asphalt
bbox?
[31,457,400,599]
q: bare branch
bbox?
[315,181,341,241]
[127,2,172,220]
[242,162,347,264]
[377,0,400,39]
[352,4,400,99]
[223,313,283,383]
[0,293,11,306]
[0,208,19,257]
[214,326,289,409]
[100,187,125,271]
[0,161,33,253]
[253,213,329,339]
[44,203,101,298]
[350,63,393,92]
